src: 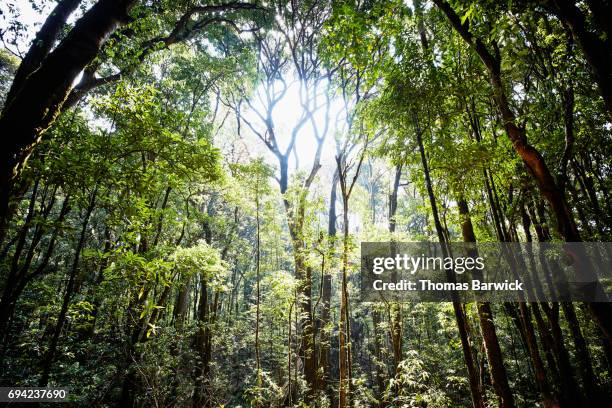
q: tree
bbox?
[227,0,335,398]
[0,0,263,242]
[0,1,611,406]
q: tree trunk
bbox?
[388,164,402,233]
[388,163,403,375]
[39,188,96,385]
[336,146,364,407]
[371,309,386,401]
[539,0,612,117]
[0,194,70,364]
[193,277,210,407]
[0,0,136,236]
[434,0,612,343]
[525,201,600,402]
[389,303,402,375]
[457,198,515,408]
[255,182,262,404]
[498,205,559,407]
[174,275,192,328]
[4,0,82,108]
[338,198,350,408]
[119,283,152,407]
[414,114,484,408]
[521,205,585,406]
[561,302,600,402]
[86,226,112,338]
[286,193,317,396]
[318,171,337,402]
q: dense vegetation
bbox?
[0,0,610,406]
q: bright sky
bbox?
[0,1,80,56]
[1,1,343,175]
[1,0,390,232]
[0,2,37,53]
[240,75,345,177]
[1,0,374,206]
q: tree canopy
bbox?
[0,0,610,407]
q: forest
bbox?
[0,0,611,406]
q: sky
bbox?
[1,1,64,56]
[1,0,395,233]
[240,75,345,175]
[1,0,344,175]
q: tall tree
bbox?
[0,0,263,241]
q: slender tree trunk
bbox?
[319,171,337,403]
[119,283,152,407]
[414,114,484,408]
[457,198,515,408]
[319,270,332,398]
[434,0,612,343]
[521,206,584,406]
[0,194,70,366]
[495,203,560,407]
[388,164,403,376]
[388,164,402,233]
[371,309,386,402]
[285,193,317,396]
[287,300,294,406]
[86,226,112,338]
[174,275,192,328]
[338,198,350,408]
[4,178,39,266]
[525,201,600,402]
[539,0,612,117]
[278,155,318,397]
[544,304,584,406]
[254,182,262,405]
[336,145,365,407]
[39,188,97,385]
[561,302,600,401]
[520,302,560,407]
[193,277,210,407]
[389,303,402,375]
